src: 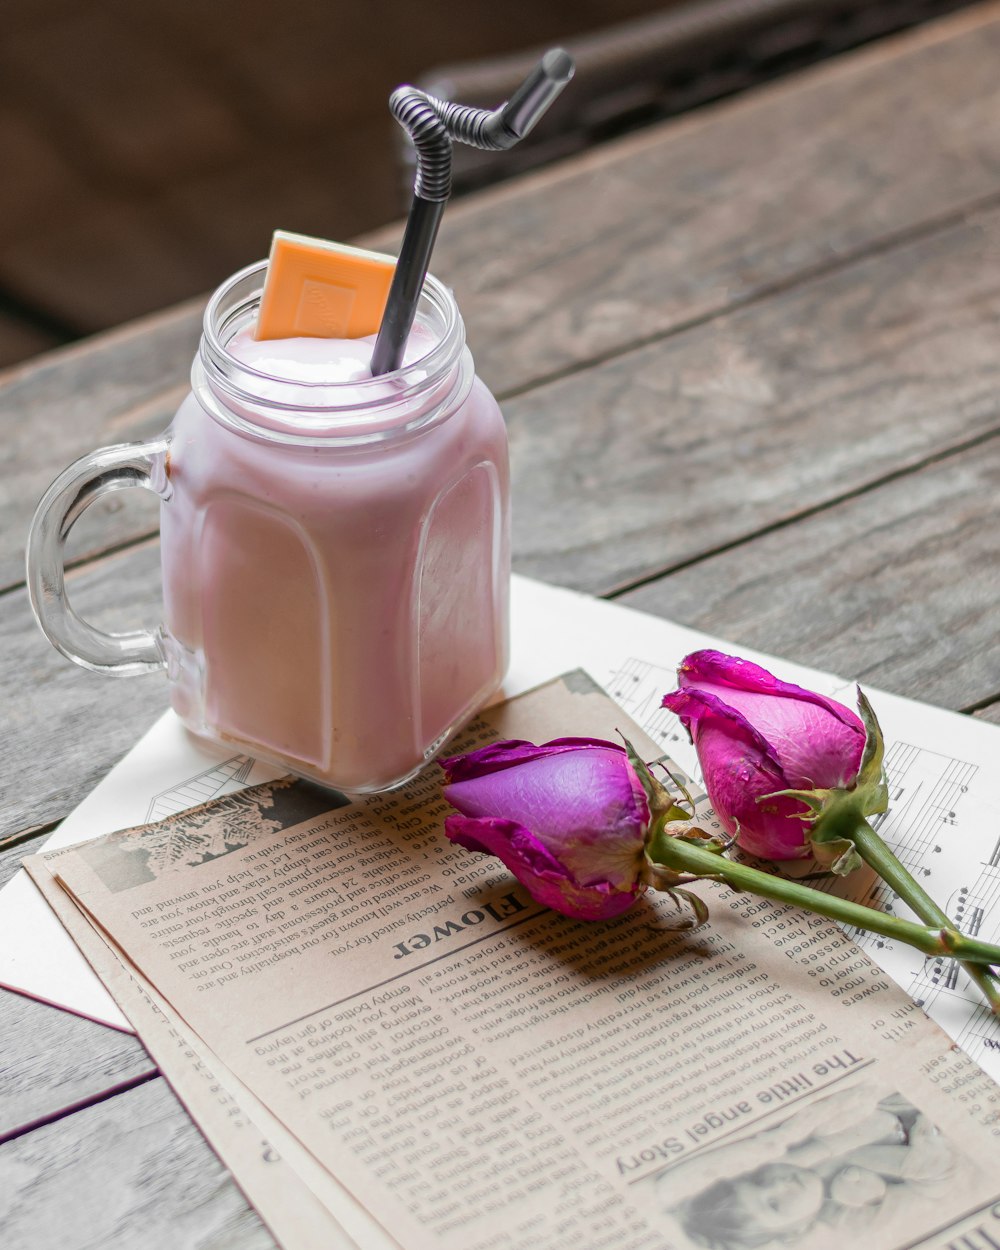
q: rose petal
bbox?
[676,651,864,789]
[444,744,647,891]
[440,737,623,783]
[663,687,785,774]
[444,814,642,920]
[662,688,810,858]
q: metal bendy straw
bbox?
[370,49,575,377]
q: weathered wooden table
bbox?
[3,5,1000,1244]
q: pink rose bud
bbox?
[662,651,866,860]
[441,738,649,920]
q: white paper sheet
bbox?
[4,575,1000,1076]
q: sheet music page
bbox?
[34,676,1000,1250]
[3,575,1000,1079]
[592,654,1000,1080]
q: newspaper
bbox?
[25,859,389,1250]
[28,674,1000,1250]
[4,577,1000,1075]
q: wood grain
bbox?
[9,190,1000,614]
[8,8,1000,590]
[390,2,1000,394]
[0,310,199,593]
[0,829,51,891]
[0,825,156,1142]
[503,207,1000,592]
[0,987,153,1142]
[618,436,1000,711]
[0,1076,273,1250]
[0,540,168,836]
[6,205,1000,835]
[4,9,1000,1234]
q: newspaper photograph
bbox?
[33,675,1000,1250]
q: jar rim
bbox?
[199,258,466,418]
[193,260,474,447]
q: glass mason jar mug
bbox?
[27,262,511,793]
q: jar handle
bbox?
[26,440,171,675]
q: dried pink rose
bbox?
[661,650,866,860]
[437,686,1000,1014]
[441,738,649,920]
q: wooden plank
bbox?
[502,207,1000,591]
[6,6,1000,590]
[975,703,1000,725]
[0,818,156,1140]
[0,1076,274,1250]
[390,1,1000,393]
[0,827,156,1141]
[5,206,1000,821]
[617,436,1000,713]
[0,986,154,1141]
[10,192,1000,606]
[0,309,199,593]
[0,540,168,836]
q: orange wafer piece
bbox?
[254,231,397,340]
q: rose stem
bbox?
[845,816,1000,1015]
[647,831,1000,967]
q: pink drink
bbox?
[159,266,509,793]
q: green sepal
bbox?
[670,825,729,853]
[657,766,699,818]
[643,826,727,888]
[810,835,864,877]
[854,688,889,812]
[641,852,712,929]
[668,888,711,930]
[623,737,693,825]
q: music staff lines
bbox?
[608,658,689,751]
[606,654,1000,1073]
[915,981,1000,1060]
[869,742,977,878]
